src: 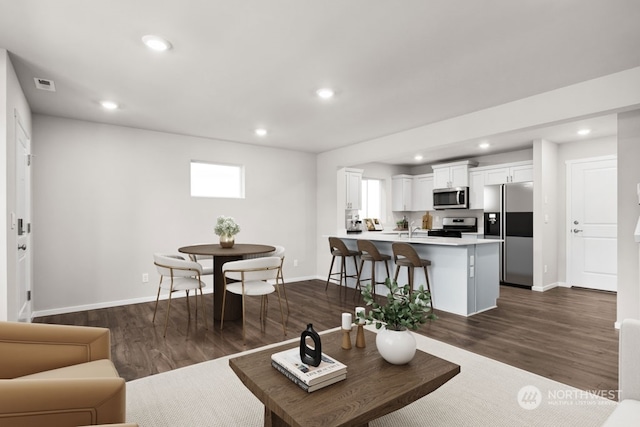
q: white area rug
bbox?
[126,327,616,426]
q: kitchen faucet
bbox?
[409,221,421,238]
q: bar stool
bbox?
[325,237,362,298]
[356,240,391,298]
[391,242,433,305]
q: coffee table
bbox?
[229,329,460,427]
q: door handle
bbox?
[573,229,583,234]
[18,244,27,250]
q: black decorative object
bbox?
[299,323,322,367]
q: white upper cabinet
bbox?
[338,168,363,210]
[469,170,485,210]
[392,175,413,211]
[412,174,434,212]
[484,162,533,185]
[510,164,534,183]
[432,160,477,188]
[345,169,363,210]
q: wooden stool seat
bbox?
[325,237,362,298]
[391,242,433,306]
[394,258,431,268]
[356,240,392,298]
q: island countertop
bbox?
[327,232,500,316]
[331,230,501,246]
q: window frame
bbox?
[190,160,245,199]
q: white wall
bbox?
[533,139,559,291]
[32,115,317,315]
[617,110,640,323]
[0,49,32,321]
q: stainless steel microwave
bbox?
[433,187,469,210]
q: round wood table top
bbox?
[178,243,275,257]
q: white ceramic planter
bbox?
[375,327,417,365]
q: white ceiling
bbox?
[1,1,638,163]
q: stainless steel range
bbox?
[428,217,477,237]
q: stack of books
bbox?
[271,348,347,393]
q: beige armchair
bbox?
[0,321,126,427]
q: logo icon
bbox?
[518,385,542,410]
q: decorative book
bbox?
[271,361,346,392]
[271,348,347,386]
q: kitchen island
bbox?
[332,232,500,316]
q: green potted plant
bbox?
[357,279,436,364]
[214,215,240,248]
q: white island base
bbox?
[334,233,500,316]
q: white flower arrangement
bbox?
[214,215,240,237]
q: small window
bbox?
[190,161,244,198]
[360,178,381,219]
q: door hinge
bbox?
[27,154,32,166]
[27,290,31,301]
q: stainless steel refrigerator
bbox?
[483,182,534,288]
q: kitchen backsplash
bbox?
[398,209,485,233]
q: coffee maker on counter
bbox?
[346,213,362,234]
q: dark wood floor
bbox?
[35,280,618,397]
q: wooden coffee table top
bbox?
[229,329,460,427]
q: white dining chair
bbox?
[153,253,208,337]
[267,246,289,313]
[181,244,214,276]
[220,256,286,342]
[243,245,289,313]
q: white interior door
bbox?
[567,157,617,291]
[16,115,32,322]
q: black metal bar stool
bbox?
[325,237,362,298]
[391,242,433,305]
[356,239,391,298]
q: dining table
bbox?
[178,243,275,322]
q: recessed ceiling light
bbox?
[479,142,490,149]
[316,88,335,99]
[142,35,172,52]
[414,154,423,161]
[577,129,591,136]
[100,100,118,110]
[255,128,267,137]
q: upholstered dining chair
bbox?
[243,245,289,313]
[182,244,214,277]
[267,246,289,313]
[220,256,286,342]
[152,253,208,337]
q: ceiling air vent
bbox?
[34,78,56,92]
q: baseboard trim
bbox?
[532,282,561,292]
[31,275,318,319]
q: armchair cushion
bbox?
[18,359,119,380]
[0,321,110,379]
[0,321,126,427]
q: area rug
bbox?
[126,327,616,426]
